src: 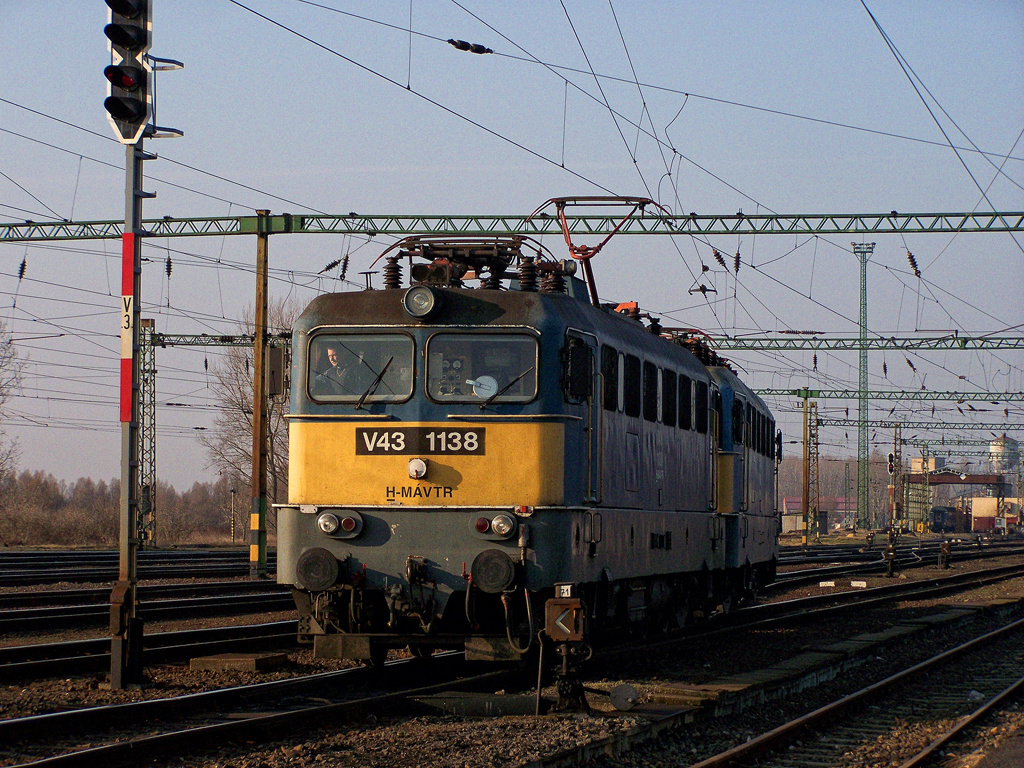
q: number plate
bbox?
[355,427,486,455]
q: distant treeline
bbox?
[0,452,904,546]
[0,471,260,547]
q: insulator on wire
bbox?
[905,357,917,373]
[713,249,726,269]
[812,353,817,371]
[883,361,888,377]
[165,256,172,278]
[907,251,921,278]
[321,258,341,274]
[340,255,349,281]
[18,257,27,280]
[734,252,740,273]
[447,38,493,55]
[204,356,208,372]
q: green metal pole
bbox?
[853,242,875,529]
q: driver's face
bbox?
[326,348,339,366]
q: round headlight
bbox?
[490,514,515,537]
[403,285,440,319]
[317,513,340,535]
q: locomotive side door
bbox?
[708,383,721,511]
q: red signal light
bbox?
[340,516,358,533]
[104,64,144,91]
[475,517,490,534]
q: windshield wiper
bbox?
[481,366,534,409]
[355,356,393,410]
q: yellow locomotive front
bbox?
[287,320,565,507]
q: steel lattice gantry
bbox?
[904,437,1009,448]
[707,336,1024,351]
[759,389,1024,402]
[818,419,1020,431]
[1,210,1023,242]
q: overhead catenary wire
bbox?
[225,0,619,195]
[860,0,1024,262]
[284,3,1023,169]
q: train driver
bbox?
[313,344,348,394]
[313,342,381,397]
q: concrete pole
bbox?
[250,211,269,578]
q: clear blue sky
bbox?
[1,0,1022,489]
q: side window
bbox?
[695,380,709,434]
[732,399,744,445]
[623,354,641,418]
[564,337,592,402]
[601,345,618,411]
[679,375,692,430]
[642,361,658,422]
[715,389,725,449]
[662,370,677,427]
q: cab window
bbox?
[426,333,538,403]
[308,333,414,403]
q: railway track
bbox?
[0,653,514,767]
[0,620,298,682]
[6,557,1024,767]
[777,536,1024,566]
[7,559,1024,685]
[689,617,1024,768]
[0,584,293,633]
[771,538,1024,590]
[0,549,276,586]
[0,578,287,609]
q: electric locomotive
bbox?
[277,219,780,664]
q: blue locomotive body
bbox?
[277,240,779,662]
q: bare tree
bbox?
[0,320,22,482]
[198,298,300,506]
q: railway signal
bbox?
[888,452,896,475]
[104,0,152,144]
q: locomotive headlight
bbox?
[317,513,340,535]
[490,514,515,536]
[403,285,440,319]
